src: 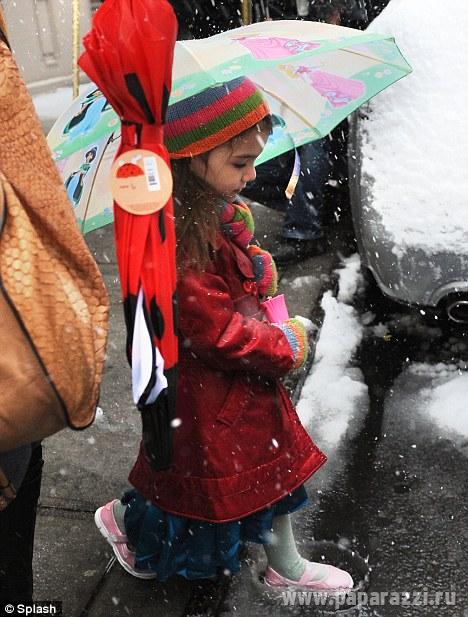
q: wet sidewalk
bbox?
[32,201,350,617]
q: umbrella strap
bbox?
[121,122,164,148]
[285,149,301,199]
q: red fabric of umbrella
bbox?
[79,0,178,470]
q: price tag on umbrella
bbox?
[110,148,173,215]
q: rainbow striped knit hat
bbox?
[165,76,270,159]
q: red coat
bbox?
[129,234,326,522]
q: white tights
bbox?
[263,514,307,580]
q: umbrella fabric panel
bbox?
[48,86,119,161]
[80,133,119,233]
[132,289,168,406]
[171,20,383,80]
[47,18,410,234]
[113,197,178,375]
[47,86,117,233]
[53,131,118,234]
[254,57,409,162]
[170,21,409,102]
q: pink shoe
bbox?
[94,500,157,580]
[94,500,127,543]
[265,562,354,591]
[108,541,157,580]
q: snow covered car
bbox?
[348,0,468,323]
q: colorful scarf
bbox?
[220,200,277,297]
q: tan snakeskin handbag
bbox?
[0,26,109,453]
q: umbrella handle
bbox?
[0,464,17,510]
[140,403,173,472]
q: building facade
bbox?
[1,0,96,93]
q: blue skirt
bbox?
[122,486,308,581]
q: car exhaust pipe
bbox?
[445,296,468,323]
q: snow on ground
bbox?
[289,274,318,290]
[426,375,468,441]
[32,83,93,122]
[298,255,368,486]
[298,248,468,489]
[409,363,468,448]
[360,0,468,255]
[336,253,364,304]
[367,310,468,454]
[298,290,367,450]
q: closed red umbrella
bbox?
[79,0,178,470]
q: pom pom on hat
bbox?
[165,76,270,158]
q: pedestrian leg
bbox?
[0,444,43,602]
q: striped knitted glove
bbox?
[247,244,278,297]
[278,318,309,369]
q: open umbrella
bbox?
[48,18,410,230]
[78,0,178,471]
[169,19,411,164]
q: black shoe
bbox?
[271,238,328,265]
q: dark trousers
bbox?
[0,444,43,602]
[242,141,331,240]
[282,140,330,240]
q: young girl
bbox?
[95,76,353,591]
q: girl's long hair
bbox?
[172,157,221,274]
[172,116,273,274]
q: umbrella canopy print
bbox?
[49,19,410,232]
[48,86,120,233]
[169,19,411,164]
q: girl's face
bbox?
[190,127,268,201]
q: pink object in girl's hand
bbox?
[261,294,289,323]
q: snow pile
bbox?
[411,364,468,443]
[298,291,367,452]
[361,0,468,255]
[426,375,468,439]
[290,274,318,290]
[336,253,363,304]
[388,363,468,457]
